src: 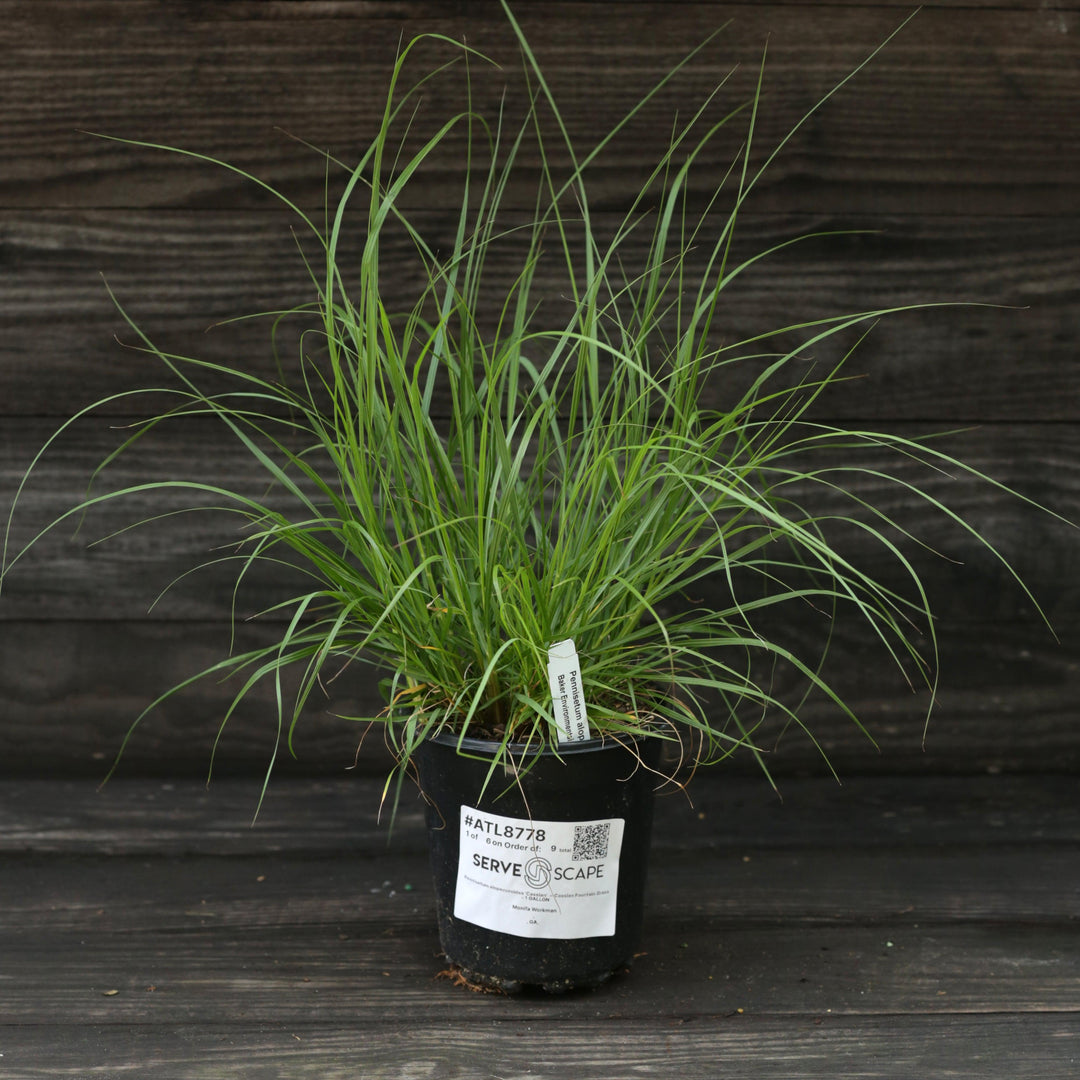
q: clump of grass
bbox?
[1,5,1058,810]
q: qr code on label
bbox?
[572,822,611,861]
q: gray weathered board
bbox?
[1,773,1078,1078]
[1,0,1077,777]
[4,6,1077,1076]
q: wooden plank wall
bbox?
[1,0,1077,780]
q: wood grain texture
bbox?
[5,774,1080,855]
[3,408,1077,774]
[0,1017,1076,1080]
[1,777,1078,1030]
[2,917,1078,1023]
[1,774,1079,1077]
[1,0,1077,781]
[3,417,1078,776]
[2,3,1077,1074]
[1,4,1077,215]
[2,211,1077,422]
[8,847,1079,940]
[2,777,1080,1036]
[4,416,1077,615]
[1,616,1078,778]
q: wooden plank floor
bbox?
[2,772,1078,1078]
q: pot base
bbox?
[447,960,621,995]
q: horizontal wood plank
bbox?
[4,419,1077,618]
[0,1016,1076,1080]
[3,918,1078,1023]
[1,617,1078,777]
[3,777,1080,1024]
[2,4,1076,1074]
[4,773,1079,855]
[1,4,1077,215]
[1,823,1078,1022]
[3,773,1078,1075]
[5,846,1079,933]
[2,211,1077,422]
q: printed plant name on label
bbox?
[455,805,625,939]
[547,638,591,743]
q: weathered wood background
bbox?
[1,0,1077,780]
[2,771,1078,1076]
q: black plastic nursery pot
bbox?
[414,730,660,993]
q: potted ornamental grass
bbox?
[1,6,1060,990]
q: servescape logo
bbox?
[524,856,552,889]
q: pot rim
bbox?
[425,727,651,759]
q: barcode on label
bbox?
[572,822,611,861]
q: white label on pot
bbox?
[547,638,591,743]
[454,805,625,939]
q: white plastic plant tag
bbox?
[455,805,625,939]
[547,638,591,743]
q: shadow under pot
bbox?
[413,730,660,993]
